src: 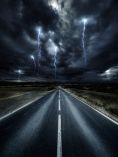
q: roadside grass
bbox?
[0,84,55,118]
[66,88,118,119]
[0,85,55,99]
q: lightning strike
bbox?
[30,55,36,71]
[54,47,58,79]
[46,38,59,79]
[81,18,88,65]
[36,26,44,74]
[36,27,43,57]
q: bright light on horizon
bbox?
[15,69,24,75]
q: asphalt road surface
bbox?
[0,89,118,157]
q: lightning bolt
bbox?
[38,32,41,59]
[54,50,57,79]
[82,19,87,65]
[30,55,36,71]
[37,28,42,74]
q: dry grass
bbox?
[0,85,55,118]
[0,85,55,99]
[67,88,118,119]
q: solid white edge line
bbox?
[57,114,62,157]
[62,88,118,126]
[0,90,54,121]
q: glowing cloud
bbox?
[15,69,24,75]
[48,0,61,12]
[100,66,118,80]
[81,18,88,25]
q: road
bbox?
[0,89,118,157]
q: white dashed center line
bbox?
[57,90,62,157]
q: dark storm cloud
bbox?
[0,0,118,82]
[0,0,58,78]
[57,0,118,82]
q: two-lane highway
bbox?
[0,89,118,157]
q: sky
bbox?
[0,0,118,82]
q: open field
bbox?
[0,83,55,118]
[0,82,56,98]
[64,83,118,121]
